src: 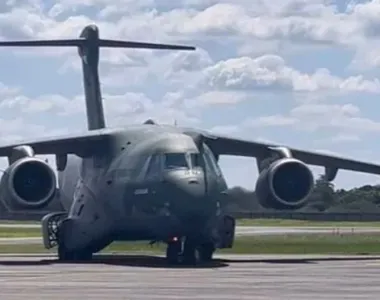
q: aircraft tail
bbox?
[0,25,195,130]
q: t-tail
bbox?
[0,25,195,130]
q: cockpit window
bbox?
[146,154,162,179]
[164,153,189,169]
[203,144,222,176]
[189,153,201,168]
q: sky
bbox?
[0,0,380,191]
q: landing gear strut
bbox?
[165,237,215,265]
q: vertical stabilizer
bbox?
[78,25,105,130]
[0,24,196,131]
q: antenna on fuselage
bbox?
[0,25,195,131]
[144,119,156,125]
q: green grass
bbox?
[0,227,41,238]
[2,234,380,255]
[226,234,380,254]
[236,218,380,227]
[0,220,39,224]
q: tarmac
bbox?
[1,224,380,299]
[0,254,379,299]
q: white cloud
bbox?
[290,103,380,133]
[0,116,67,143]
[324,134,361,144]
[243,115,299,128]
[291,103,361,118]
[170,48,213,73]
[200,55,380,94]
[212,102,380,146]
[314,148,342,157]
[183,91,247,108]
[0,1,373,60]
[209,124,240,135]
[0,94,68,113]
[0,85,199,129]
[0,0,377,74]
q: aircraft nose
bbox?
[163,170,216,232]
[163,171,205,200]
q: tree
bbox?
[303,175,336,211]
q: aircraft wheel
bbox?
[199,243,215,262]
[57,243,74,261]
[182,238,199,265]
[166,241,182,265]
[58,244,93,261]
[56,221,92,262]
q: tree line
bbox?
[226,175,380,213]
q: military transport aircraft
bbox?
[0,24,378,265]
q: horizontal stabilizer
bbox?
[0,37,195,51]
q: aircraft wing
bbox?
[0,128,114,157]
[188,130,380,175]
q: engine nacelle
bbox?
[255,158,314,210]
[0,157,57,209]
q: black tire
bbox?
[199,243,215,262]
[166,241,182,265]
[56,221,92,262]
[182,238,198,265]
[57,242,74,261]
[58,242,93,262]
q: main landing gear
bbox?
[56,219,93,261]
[165,237,215,265]
[41,212,93,262]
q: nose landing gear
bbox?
[165,237,215,265]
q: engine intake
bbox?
[1,157,57,209]
[255,158,314,210]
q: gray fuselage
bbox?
[57,123,228,244]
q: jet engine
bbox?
[0,157,57,209]
[255,158,314,210]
